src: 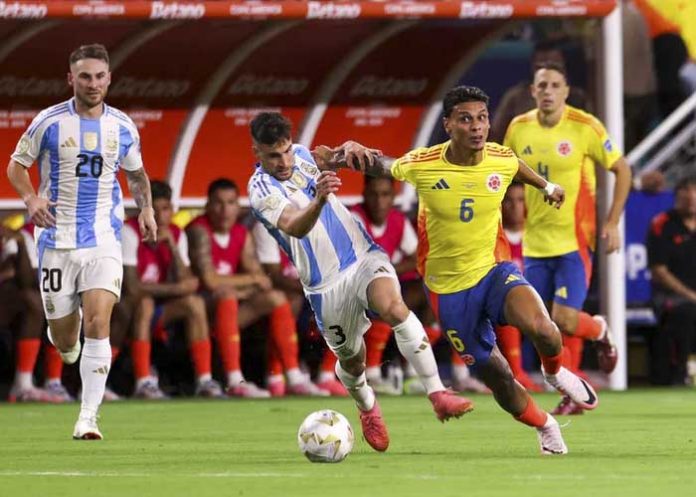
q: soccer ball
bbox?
[297,409,355,463]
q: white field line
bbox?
[0,471,691,481]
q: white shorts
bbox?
[39,244,123,319]
[305,251,399,360]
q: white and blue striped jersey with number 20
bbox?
[248,144,381,292]
[11,98,143,251]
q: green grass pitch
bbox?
[1,390,695,497]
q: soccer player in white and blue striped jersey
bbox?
[248,112,473,453]
[6,44,157,440]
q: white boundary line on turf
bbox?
[0,471,439,479]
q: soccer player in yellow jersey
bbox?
[348,85,600,455]
[504,62,632,415]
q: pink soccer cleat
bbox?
[315,378,349,397]
[428,389,474,422]
[359,400,390,452]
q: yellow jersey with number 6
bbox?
[391,141,518,294]
[504,105,622,258]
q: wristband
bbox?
[543,182,557,196]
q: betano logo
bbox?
[227,75,308,96]
[459,2,514,19]
[0,76,67,97]
[0,1,47,19]
[307,1,361,19]
[150,1,205,19]
[109,77,190,99]
[350,76,427,98]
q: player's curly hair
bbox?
[443,86,490,117]
[150,180,172,202]
[250,112,292,145]
[69,44,109,66]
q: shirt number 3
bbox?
[459,198,475,223]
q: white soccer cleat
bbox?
[47,327,82,365]
[542,366,598,410]
[72,415,103,440]
[536,415,568,455]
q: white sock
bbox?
[79,337,111,418]
[318,371,336,383]
[13,372,33,390]
[393,312,444,394]
[335,362,375,411]
[197,373,212,385]
[285,368,304,386]
[365,366,382,382]
[227,370,244,387]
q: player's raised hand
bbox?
[315,170,342,202]
[545,184,565,209]
[340,141,383,172]
[138,206,157,243]
[601,220,621,254]
[25,195,56,228]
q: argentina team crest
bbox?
[83,132,98,151]
[290,171,308,189]
[486,173,502,192]
[556,141,572,157]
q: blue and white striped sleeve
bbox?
[249,175,291,229]
[11,113,49,167]
[119,121,143,172]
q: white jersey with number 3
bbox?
[248,144,381,292]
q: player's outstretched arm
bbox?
[125,167,157,243]
[602,157,632,253]
[277,170,341,238]
[7,160,56,228]
[312,141,383,172]
[515,159,565,209]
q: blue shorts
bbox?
[524,251,591,310]
[425,262,529,369]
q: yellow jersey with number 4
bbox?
[504,105,622,258]
[391,141,518,294]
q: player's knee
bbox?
[377,298,409,327]
[183,294,206,317]
[550,308,576,334]
[83,311,110,335]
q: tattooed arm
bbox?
[125,167,157,242]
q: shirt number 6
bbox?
[459,198,475,223]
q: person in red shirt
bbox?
[352,176,489,394]
[187,178,328,397]
[1,222,66,402]
[122,181,222,399]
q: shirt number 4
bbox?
[459,198,475,223]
